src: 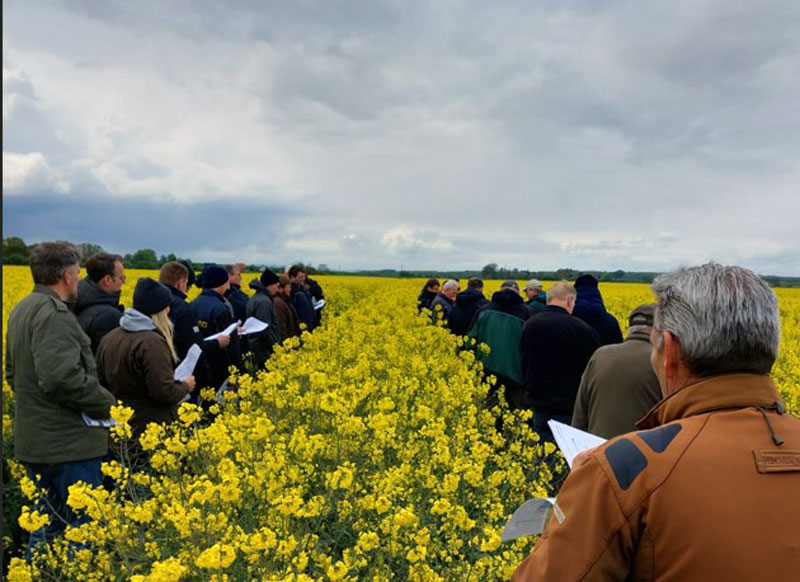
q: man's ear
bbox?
[662,331,682,384]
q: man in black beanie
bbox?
[246,268,284,369]
[190,265,242,388]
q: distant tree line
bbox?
[3,237,799,286]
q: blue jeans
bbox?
[532,412,573,446]
[24,456,103,561]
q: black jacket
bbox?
[572,277,623,346]
[190,289,242,388]
[520,305,601,416]
[74,278,124,353]
[166,285,214,394]
[305,277,324,326]
[225,283,249,324]
[291,284,317,332]
[417,289,437,313]
[448,288,489,335]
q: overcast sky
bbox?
[4,0,800,274]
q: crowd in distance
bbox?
[5,241,800,580]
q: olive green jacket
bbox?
[5,284,116,463]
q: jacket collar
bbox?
[167,285,187,300]
[543,305,569,315]
[33,283,62,300]
[637,373,784,429]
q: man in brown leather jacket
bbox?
[513,263,800,581]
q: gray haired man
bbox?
[514,263,800,581]
[5,241,116,558]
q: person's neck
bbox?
[48,283,71,302]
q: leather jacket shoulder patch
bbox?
[605,438,648,491]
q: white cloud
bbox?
[2,152,69,195]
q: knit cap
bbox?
[133,277,173,316]
[196,265,229,289]
[260,268,280,286]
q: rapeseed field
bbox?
[2,266,799,581]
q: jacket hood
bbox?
[75,278,122,311]
[636,373,782,429]
[490,288,524,307]
[456,288,486,306]
[119,308,156,332]
[573,284,607,316]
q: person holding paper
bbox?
[5,242,116,557]
[246,268,284,369]
[287,264,317,332]
[97,278,195,460]
[274,276,302,340]
[190,264,243,388]
[513,264,800,582]
[159,261,214,399]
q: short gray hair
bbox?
[30,241,80,285]
[651,263,780,377]
[442,280,459,292]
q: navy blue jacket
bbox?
[572,278,623,346]
[74,278,124,354]
[166,285,214,396]
[225,283,249,324]
[190,289,242,388]
[448,288,489,336]
[291,284,317,332]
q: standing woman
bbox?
[97,278,196,462]
[417,279,440,313]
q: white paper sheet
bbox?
[204,320,241,342]
[313,298,326,311]
[501,497,558,541]
[240,317,268,335]
[81,412,117,427]
[547,420,607,469]
[174,344,202,380]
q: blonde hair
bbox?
[151,308,178,363]
[546,281,576,303]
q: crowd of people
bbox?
[5,242,325,554]
[418,268,799,580]
[6,241,799,579]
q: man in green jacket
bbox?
[5,241,116,558]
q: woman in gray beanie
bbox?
[96,278,196,465]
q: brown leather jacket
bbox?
[514,374,800,581]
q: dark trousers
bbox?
[24,456,103,560]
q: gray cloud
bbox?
[3,0,800,274]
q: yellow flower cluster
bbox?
[2,266,799,581]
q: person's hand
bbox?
[572,447,597,470]
[237,327,246,335]
[182,375,197,392]
[217,334,230,348]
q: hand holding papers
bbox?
[547,421,606,469]
[313,298,325,311]
[204,320,241,342]
[174,344,202,381]
[240,317,269,335]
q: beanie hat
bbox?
[196,265,229,289]
[179,259,197,287]
[500,279,519,291]
[133,277,173,316]
[261,268,279,286]
[629,303,656,327]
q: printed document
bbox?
[547,420,607,469]
[204,320,241,342]
[313,298,326,311]
[81,412,117,428]
[240,317,268,335]
[174,344,202,380]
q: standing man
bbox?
[305,272,325,327]
[224,263,249,324]
[523,279,547,316]
[572,273,623,346]
[190,264,241,388]
[513,264,800,581]
[246,268,284,368]
[520,282,600,443]
[448,277,488,336]
[430,279,459,326]
[5,242,116,556]
[158,261,214,396]
[287,264,316,332]
[274,275,302,341]
[467,279,530,411]
[74,252,126,353]
[572,303,663,439]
